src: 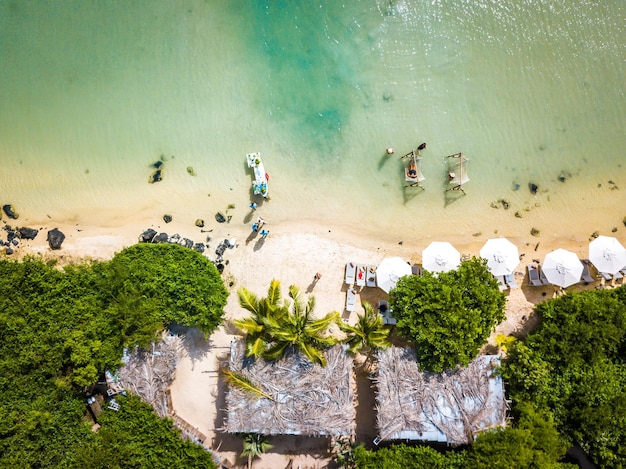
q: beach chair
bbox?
[366,265,377,287]
[527,265,543,287]
[599,271,613,282]
[505,274,518,289]
[496,275,508,291]
[403,151,425,189]
[539,268,551,285]
[346,288,357,312]
[580,260,595,284]
[356,264,366,287]
[411,264,422,276]
[345,262,356,285]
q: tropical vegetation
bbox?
[241,433,273,469]
[389,257,506,372]
[501,286,626,468]
[234,280,339,366]
[0,244,226,467]
[338,300,391,367]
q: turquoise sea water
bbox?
[1,0,624,242]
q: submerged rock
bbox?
[149,169,163,183]
[215,212,226,223]
[47,228,65,250]
[528,183,538,195]
[195,219,205,228]
[163,214,172,223]
[590,231,599,239]
[530,227,540,237]
[186,166,196,176]
[2,204,19,219]
[558,171,571,182]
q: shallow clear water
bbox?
[1,0,624,241]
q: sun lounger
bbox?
[384,315,397,326]
[366,265,377,287]
[580,260,595,284]
[346,288,357,312]
[527,265,543,287]
[505,274,518,289]
[356,264,366,287]
[496,275,508,291]
[599,271,613,282]
[539,268,551,285]
[345,262,356,285]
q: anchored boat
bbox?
[246,152,269,198]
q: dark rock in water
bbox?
[163,214,172,223]
[530,227,540,237]
[139,228,157,242]
[608,180,615,185]
[612,227,618,233]
[186,166,196,176]
[529,183,538,195]
[6,247,14,255]
[2,204,19,219]
[558,171,571,182]
[215,212,226,223]
[623,216,626,227]
[151,160,164,169]
[152,232,169,243]
[181,238,193,249]
[149,169,163,183]
[19,227,39,240]
[473,232,482,237]
[512,182,520,191]
[590,231,599,239]
[193,243,205,253]
[47,228,65,250]
[515,211,522,218]
[195,219,204,228]
[499,199,510,210]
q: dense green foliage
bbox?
[72,395,216,468]
[351,405,573,469]
[105,243,228,333]
[338,301,391,358]
[389,257,505,372]
[0,245,226,467]
[502,287,626,468]
[235,280,339,366]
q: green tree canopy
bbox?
[502,287,626,468]
[389,257,505,372]
[104,243,228,333]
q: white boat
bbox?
[246,152,269,198]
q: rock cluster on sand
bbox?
[2,204,19,219]
[1,225,40,255]
[47,228,65,250]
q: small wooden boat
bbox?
[246,152,269,198]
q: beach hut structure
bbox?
[373,347,507,445]
[223,341,355,437]
[445,152,470,193]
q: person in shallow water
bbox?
[417,142,426,154]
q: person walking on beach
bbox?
[249,202,257,210]
[260,229,269,238]
[251,223,259,232]
[313,272,322,282]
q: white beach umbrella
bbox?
[542,248,583,288]
[422,242,461,273]
[376,257,412,293]
[588,235,626,275]
[479,238,520,277]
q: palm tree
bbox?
[241,433,273,469]
[233,279,285,358]
[339,301,391,368]
[263,285,340,366]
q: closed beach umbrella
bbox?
[588,235,626,275]
[479,238,520,277]
[422,242,461,273]
[542,248,583,288]
[376,257,412,293]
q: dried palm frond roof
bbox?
[223,340,355,436]
[117,333,183,418]
[375,347,507,445]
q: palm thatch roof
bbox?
[117,333,183,418]
[374,347,507,445]
[223,340,355,436]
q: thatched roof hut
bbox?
[223,340,355,436]
[374,347,507,445]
